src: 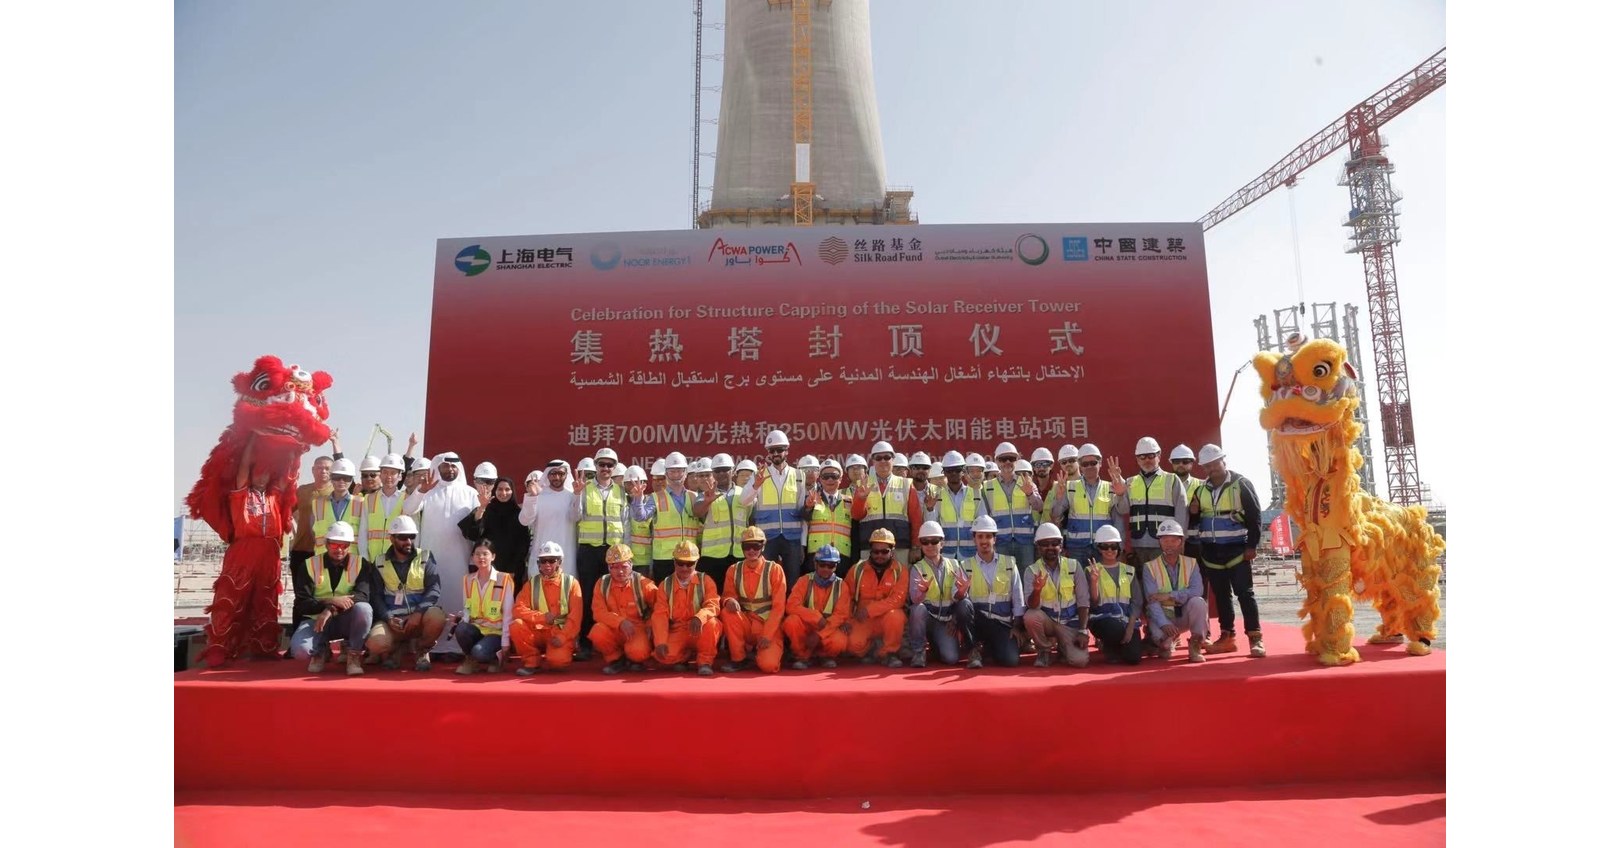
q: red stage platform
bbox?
[176,623,1443,799]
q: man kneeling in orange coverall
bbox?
[653,540,722,676]
[720,526,787,673]
[784,545,852,669]
[511,541,582,675]
[843,528,910,668]
[590,543,659,674]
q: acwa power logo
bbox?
[708,237,802,269]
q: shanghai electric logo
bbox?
[1016,234,1049,266]
[455,244,491,277]
[818,236,849,265]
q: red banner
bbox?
[1268,514,1295,556]
[425,223,1219,477]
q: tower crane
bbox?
[770,0,829,226]
[1200,47,1445,506]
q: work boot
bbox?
[885,655,903,668]
[1188,640,1205,664]
[672,662,690,673]
[1207,633,1238,654]
[515,665,538,677]
[791,659,810,670]
[1247,630,1267,658]
[1158,640,1174,661]
[307,651,327,674]
[966,648,984,670]
[455,657,477,675]
[602,661,627,675]
[414,654,432,672]
[910,653,927,669]
[346,651,365,676]
[820,658,838,669]
[382,648,401,670]
[719,660,740,673]
[629,662,646,673]
[486,659,502,673]
[1033,650,1051,668]
[861,648,879,665]
[697,665,715,677]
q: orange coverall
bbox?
[588,574,658,663]
[784,574,852,660]
[652,573,722,667]
[721,558,787,673]
[510,572,583,670]
[844,558,909,660]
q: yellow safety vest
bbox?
[311,494,357,557]
[806,494,853,557]
[378,550,428,594]
[1063,480,1115,550]
[701,487,750,558]
[1087,563,1135,619]
[1145,556,1196,613]
[964,554,1019,621]
[755,473,801,541]
[464,572,513,636]
[358,490,408,562]
[1196,478,1248,566]
[1034,557,1083,624]
[531,573,576,618]
[629,496,654,566]
[733,561,781,621]
[984,483,1035,544]
[578,484,626,546]
[937,485,982,560]
[858,478,910,528]
[917,557,965,619]
[652,491,702,560]
[310,554,362,600]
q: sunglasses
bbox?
[870,547,893,555]
[327,543,350,553]
[675,560,697,567]
[873,454,894,462]
[1033,461,1053,469]
[997,457,1016,464]
[1096,544,1121,551]
[1135,454,1157,460]
[1172,459,1194,465]
[741,542,764,550]
[390,535,416,541]
[920,539,943,546]
[1037,540,1062,546]
[816,560,838,567]
[820,473,840,480]
[1080,460,1100,467]
[361,472,380,478]
[597,461,616,469]
[768,447,788,453]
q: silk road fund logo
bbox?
[818,236,849,265]
[454,245,492,277]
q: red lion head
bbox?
[230,355,334,450]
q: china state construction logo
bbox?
[455,244,492,277]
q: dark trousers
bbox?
[697,555,731,589]
[967,610,1021,667]
[1201,560,1260,635]
[764,536,804,590]
[1090,616,1144,665]
[576,543,609,647]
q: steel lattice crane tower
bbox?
[1201,48,1445,507]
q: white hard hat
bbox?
[473,461,498,480]
[918,520,945,540]
[360,455,382,473]
[1135,437,1161,455]
[594,447,619,463]
[612,463,627,477]
[929,462,943,478]
[387,515,418,536]
[1057,444,1080,461]
[994,441,1019,460]
[798,454,820,471]
[1157,519,1186,537]
[380,453,406,471]
[1078,443,1102,460]
[651,458,667,476]
[689,458,710,473]
[941,450,966,469]
[536,541,565,559]
[325,521,356,544]
[971,514,999,535]
[1169,444,1196,462]
[1031,447,1054,464]
[1198,444,1226,465]
[871,440,895,457]
[665,451,688,470]
[845,454,867,468]
[820,458,843,474]
[1094,525,1123,545]
[908,451,931,467]
[625,465,647,482]
[1013,459,1033,474]
[765,429,790,448]
[964,452,987,469]
[330,458,356,478]
[735,458,758,473]
[711,453,735,470]
[1034,522,1064,543]
[577,457,594,472]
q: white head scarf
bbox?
[428,452,471,492]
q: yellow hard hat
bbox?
[673,540,700,562]
[741,526,767,544]
[868,528,897,547]
[605,543,635,565]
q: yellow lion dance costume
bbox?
[1254,337,1443,666]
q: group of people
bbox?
[262,428,1268,676]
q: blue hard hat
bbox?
[815,544,841,563]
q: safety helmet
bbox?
[964,452,986,470]
[1031,447,1054,465]
[1198,444,1226,465]
[380,453,406,471]
[918,521,946,541]
[711,453,736,470]
[594,447,619,463]
[1034,522,1064,544]
[869,528,897,547]
[536,541,565,559]
[909,451,931,468]
[1094,525,1123,545]
[735,459,758,473]
[625,465,647,482]
[820,458,843,474]
[612,463,627,477]
[765,429,790,448]
[845,454,868,469]
[993,441,1019,460]
[815,544,841,563]
[870,440,896,458]
[941,450,966,469]
[971,514,1000,535]
[387,516,418,536]
[673,540,700,562]
[665,451,688,470]
[1078,443,1102,460]
[1169,444,1196,462]
[1135,437,1161,455]
[330,458,356,478]
[325,521,356,544]
[1013,459,1033,474]
[651,458,667,476]
[360,455,382,473]
[929,462,943,478]
[576,458,594,473]
[474,461,498,480]
[689,457,710,474]
[741,526,767,544]
[1057,444,1080,461]
[1157,519,1186,537]
[605,543,635,565]
[798,455,820,471]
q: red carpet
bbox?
[175,780,1445,846]
[176,623,1443,798]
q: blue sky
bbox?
[175,0,1447,510]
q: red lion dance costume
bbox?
[186,356,333,667]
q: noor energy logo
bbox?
[709,237,802,269]
[818,236,849,265]
[1015,234,1050,266]
[455,244,492,277]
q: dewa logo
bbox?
[1015,234,1049,266]
[454,244,491,277]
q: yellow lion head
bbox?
[1254,337,1360,437]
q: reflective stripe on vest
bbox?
[937,486,982,561]
[1127,474,1177,541]
[849,559,902,606]
[701,488,749,558]
[1064,481,1114,548]
[1182,477,1206,540]
[579,484,626,546]
[803,576,844,617]
[734,562,780,620]
[755,473,801,541]
[984,483,1035,544]
[599,575,653,621]
[379,551,428,594]
[661,574,706,621]
[859,479,910,526]
[963,554,1018,621]
[532,573,576,619]
[920,558,964,619]
[1087,563,1135,619]
[1036,557,1084,624]
[1145,556,1194,615]
[311,494,356,556]
[360,491,408,561]
[464,572,512,636]
[1196,478,1248,549]
[629,495,654,565]
[806,496,853,557]
[652,491,701,560]
[310,554,362,600]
